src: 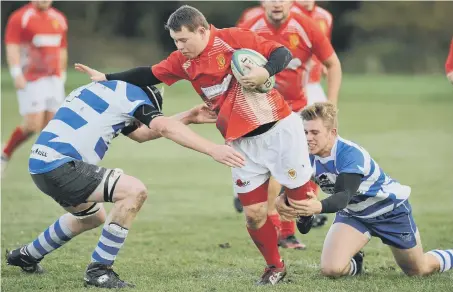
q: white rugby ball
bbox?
[231,49,276,93]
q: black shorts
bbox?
[31,160,107,207]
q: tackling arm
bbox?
[318,172,363,213]
[126,107,196,143]
[106,67,162,87]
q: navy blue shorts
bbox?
[333,200,417,249]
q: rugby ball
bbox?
[231,49,276,93]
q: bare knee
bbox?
[79,208,107,229]
[123,181,148,212]
[320,262,348,278]
[244,203,268,229]
[401,265,431,277]
[22,115,45,133]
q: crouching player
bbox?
[276,102,452,277]
[5,80,245,288]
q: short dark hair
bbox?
[165,5,209,32]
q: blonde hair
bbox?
[301,102,338,129]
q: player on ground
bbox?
[276,102,453,278]
[297,0,333,105]
[75,4,319,285]
[2,0,68,176]
[237,0,341,249]
[446,38,453,84]
[5,80,245,288]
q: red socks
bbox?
[247,217,284,268]
[2,127,32,158]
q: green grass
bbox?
[1,71,453,291]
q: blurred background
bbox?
[1,1,453,73]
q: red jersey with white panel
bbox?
[297,3,333,84]
[152,25,292,141]
[4,3,68,82]
[239,12,334,112]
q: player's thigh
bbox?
[306,83,327,105]
[63,202,107,229]
[22,112,47,133]
[231,138,270,198]
[321,213,370,272]
[17,79,48,118]
[267,176,281,213]
[31,160,109,207]
[45,76,66,113]
[268,112,313,189]
[32,160,146,208]
[389,231,434,275]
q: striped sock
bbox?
[26,216,74,260]
[349,257,358,276]
[91,223,128,266]
[427,249,453,272]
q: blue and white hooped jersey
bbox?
[29,81,152,174]
[310,136,411,219]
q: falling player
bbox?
[2,0,68,176]
[276,102,453,278]
[75,4,319,285]
[5,80,245,288]
[237,0,341,248]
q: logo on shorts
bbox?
[235,179,250,187]
[399,232,413,242]
[288,169,297,179]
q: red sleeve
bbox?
[305,17,335,63]
[226,27,283,59]
[446,39,453,75]
[151,51,187,86]
[4,12,23,45]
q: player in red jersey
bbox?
[76,4,319,285]
[2,0,68,176]
[446,38,453,84]
[237,0,341,249]
[296,0,334,105]
[236,2,304,27]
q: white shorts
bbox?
[306,83,327,105]
[17,76,65,116]
[231,112,313,194]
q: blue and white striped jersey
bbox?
[310,136,411,218]
[29,81,152,174]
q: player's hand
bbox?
[288,191,322,217]
[14,74,26,90]
[275,194,299,221]
[207,145,246,168]
[240,64,270,89]
[189,104,217,124]
[74,63,107,82]
[447,72,453,85]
